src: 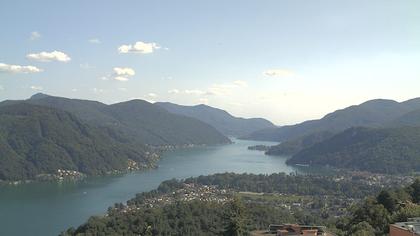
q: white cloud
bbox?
[147,93,157,98]
[168,89,180,94]
[26,51,71,62]
[71,88,78,92]
[88,38,101,44]
[30,31,41,40]
[184,89,207,95]
[30,85,43,91]
[112,67,135,81]
[114,76,129,81]
[0,63,43,73]
[113,67,135,76]
[263,69,296,78]
[118,41,161,54]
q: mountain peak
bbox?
[29,93,50,100]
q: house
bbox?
[268,224,327,236]
[390,218,420,236]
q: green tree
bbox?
[224,197,248,236]
[348,221,375,236]
[376,190,397,213]
[349,198,391,235]
[407,179,420,203]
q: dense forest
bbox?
[0,103,157,181]
[287,126,420,174]
[60,172,418,236]
[0,93,234,181]
[26,93,230,146]
[337,179,420,235]
[266,131,334,156]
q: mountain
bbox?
[155,102,275,137]
[0,103,156,181]
[266,131,335,156]
[286,126,420,174]
[26,93,230,146]
[243,98,420,142]
[388,109,420,127]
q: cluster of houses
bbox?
[117,183,231,214]
[55,169,84,180]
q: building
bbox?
[390,218,420,236]
[268,224,327,236]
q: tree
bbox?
[349,198,391,235]
[224,197,248,236]
[348,221,375,236]
[407,179,420,203]
[377,190,397,213]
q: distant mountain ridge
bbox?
[243,98,420,142]
[25,93,230,146]
[155,102,275,137]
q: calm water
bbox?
[0,139,302,236]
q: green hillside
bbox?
[243,98,420,142]
[287,126,420,174]
[0,103,156,181]
[26,93,230,146]
[156,102,275,136]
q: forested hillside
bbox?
[156,102,275,136]
[243,98,420,142]
[26,93,231,146]
[60,172,419,236]
[0,103,157,181]
[287,126,420,174]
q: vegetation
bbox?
[27,93,231,146]
[287,126,420,174]
[61,172,407,235]
[0,103,156,181]
[156,102,275,137]
[337,179,420,236]
[242,98,420,142]
[266,131,334,156]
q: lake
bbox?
[0,139,304,236]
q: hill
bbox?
[61,172,418,236]
[155,102,275,136]
[388,109,420,127]
[266,131,335,156]
[0,103,157,181]
[26,93,230,146]
[286,126,420,174]
[243,98,420,142]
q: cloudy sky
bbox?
[1,0,419,125]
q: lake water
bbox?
[0,139,304,236]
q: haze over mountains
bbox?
[244,98,420,142]
[248,97,420,174]
[156,102,275,136]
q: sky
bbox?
[0,0,419,125]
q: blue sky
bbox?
[1,0,419,124]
